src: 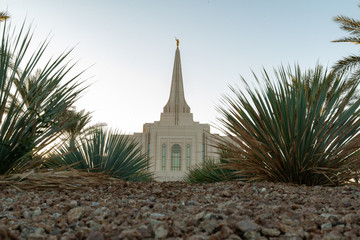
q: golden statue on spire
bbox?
[175,38,180,47]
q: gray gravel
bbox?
[1,181,360,239]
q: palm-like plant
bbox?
[60,108,106,147]
[49,128,152,182]
[0,21,86,174]
[8,71,101,147]
[0,12,9,22]
[333,10,360,84]
[5,69,48,112]
[216,65,360,186]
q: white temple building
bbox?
[132,41,219,181]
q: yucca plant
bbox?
[216,65,360,186]
[184,158,239,183]
[0,21,86,174]
[48,128,152,182]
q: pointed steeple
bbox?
[163,40,191,125]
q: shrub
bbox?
[48,128,152,182]
[216,65,360,186]
[184,158,239,183]
[0,21,85,174]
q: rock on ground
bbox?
[1,181,360,239]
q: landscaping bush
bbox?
[216,65,360,186]
[48,128,152,182]
[0,21,85,174]
[184,158,239,183]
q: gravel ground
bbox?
[1,180,360,239]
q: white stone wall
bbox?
[132,122,220,181]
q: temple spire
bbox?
[163,40,191,125]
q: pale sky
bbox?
[2,0,360,134]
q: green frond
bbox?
[332,55,360,74]
[60,108,107,144]
[333,36,360,44]
[332,11,360,79]
[334,15,360,36]
[0,22,87,174]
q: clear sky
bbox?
[2,0,360,134]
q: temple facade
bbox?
[132,42,219,181]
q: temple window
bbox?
[162,144,166,171]
[202,144,205,163]
[171,144,181,171]
[187,144,190,169]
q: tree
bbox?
[8,69,102,148]
[8,69,47,110]
[333,7,360,85]
[60,108,106,147]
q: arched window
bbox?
[171,144,181,171]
